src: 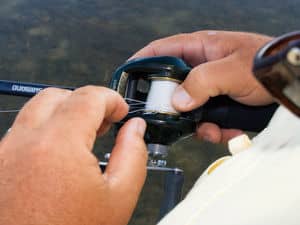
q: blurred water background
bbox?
[0,0,300,224]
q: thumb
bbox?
[104,117,148,200]
[172,55,257,111]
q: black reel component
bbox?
[111,57,195,161]
[110,56,278,163]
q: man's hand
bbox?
[0,86,147,225]
[131,30,274,143]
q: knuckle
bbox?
[97,86,118,97]
[64,86,125,119]
[74,86,101,104]
[148,36,169,48]
[176,32,190,39]
[150,33,189,45]
[76,85,116,100]
[193,30,205,35]
[38,87,71,97]
[38,87,59,95]
[14,109,32,125]
[147,39,161,49]
[69,86,104,116]
[75,85,99,96]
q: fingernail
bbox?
[172,86,193,107]
[135,118,147,136]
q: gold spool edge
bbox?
[148,77,182,83]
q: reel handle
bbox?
[188,95,278,132]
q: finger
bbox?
[220,129,244,144]
[104,118,147,199]
[196,122,243,144]
[96,119,112,137]
[13,88,72,129]
[196,122,222,143]
[49,86,128,150]
[130,31,239,66]
[130,33,208,67]
[172,53,261,111]
[104,118,147,222]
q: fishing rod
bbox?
[0,57,279,164]
[0,79,75,97]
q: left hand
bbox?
[0,86,147,225]
[130,30,273,143]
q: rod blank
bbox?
[0,80,75,97]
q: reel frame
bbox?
[110,56,197,160]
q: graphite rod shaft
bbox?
[0,80,75,97]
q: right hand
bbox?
[0,86,147,225]
[131,30,275,143]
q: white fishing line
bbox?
[126,103,146,106]
[128,108,147,114]
[145,80,179,114]
[124,98,146,103]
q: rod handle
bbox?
[190,95,278,132]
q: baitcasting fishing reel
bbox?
[110,56,278,167]
[110,57,195,166]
